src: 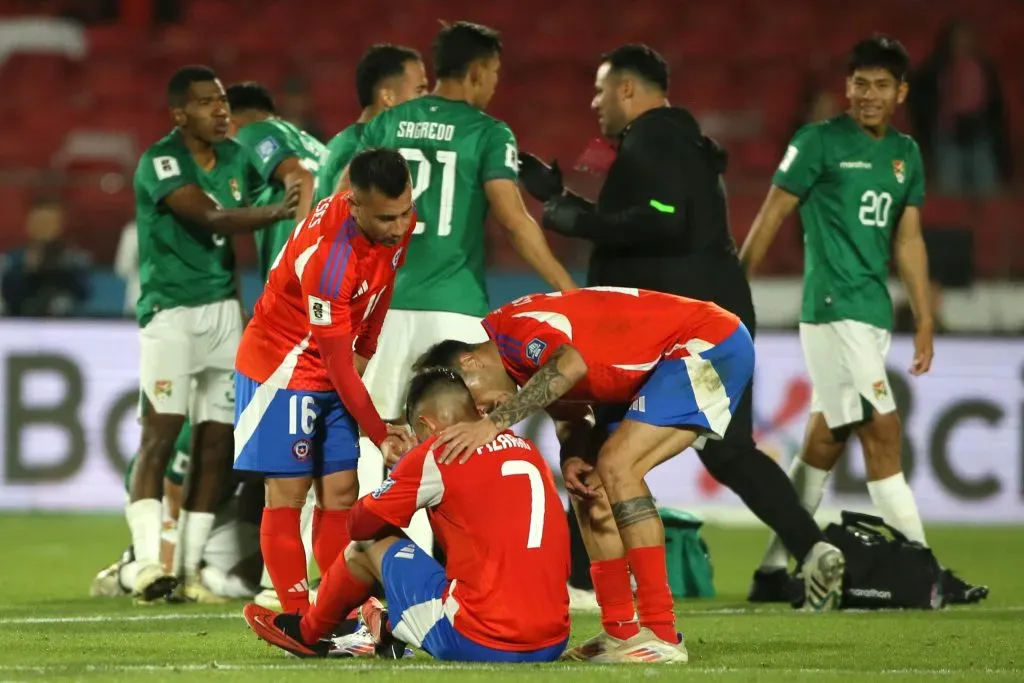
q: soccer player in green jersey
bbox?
[316,44,428,205]
[741,36,985,604]
[227,82,327,281]
[128,65,299,605]
[343,21,576,553]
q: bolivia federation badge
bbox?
[893,160,905,185]
[229,178,242,201]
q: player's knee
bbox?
[595,449,633,492]
[266,478,310,508]
[318,472,358,510]
[344,540,370,561]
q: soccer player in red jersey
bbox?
[233,148,416,614]
[243,368,571,661]
[417,287,845,663]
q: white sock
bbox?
[867,473,928,546]
[259,564,273,590]
[180,510,216,578]
[119,560,142,592]
[300,488,315,568]
[201,566,257,599]
[126,499,163,568]
[759,458,831,570]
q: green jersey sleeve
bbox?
[479,122,519,183]
[772,125,824,199]
[137,146,200,204]
[236,120,300,184]
[906,139,926,208]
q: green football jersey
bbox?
[235,118,327,281]
[134,130,252,326]
[124,420,191,492]
[773,114,925,330]
[314,122,365,205]
[356,95,519,316]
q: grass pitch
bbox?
[0,514,1021,682]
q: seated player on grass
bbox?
[242,368,571,662]
[91,420,262,602]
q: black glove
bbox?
[542,195,587,237]
[518,152,564,202]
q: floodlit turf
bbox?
[0,515,1022,682]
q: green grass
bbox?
[0,514,1022,682]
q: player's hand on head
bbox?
[561,456,598,501]
[910,326,934,376]
[518,153,564,203]
[434,418,500,465]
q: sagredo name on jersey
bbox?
[397,121,456,142]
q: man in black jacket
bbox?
[518,44,834,610]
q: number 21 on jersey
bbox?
[399,147,457,237]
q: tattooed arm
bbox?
[488,345,589,430]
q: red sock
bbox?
[627,545,677,643]
[312,508,351,575]
[260,507,309,614]
[300,556,373,643]
[590,558,640,640]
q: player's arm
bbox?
[485,180,577,291]
[487,344,588,430]
[301,240,389,446]
[894,206,931,331]
[481,125,576,291]
[544,119,689,246]
[348,444,438,540]
[163,184,297,235]
[272,157,314,223]
[739,126,823,277]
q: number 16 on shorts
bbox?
[233,372,360,478]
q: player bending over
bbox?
[127,65,299,604]
[418,287,848,663]
[739,35,985,604]
[91,420,262,601]
[243,368,570,662]
[233,148,416,615]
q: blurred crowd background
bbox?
[0,0,1021,332]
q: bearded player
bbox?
[315,44,428,205]
[128,65,298,604]
[233,148,416,615]
[227,81,327,282]
[740,35,986,605]
[243,368,570,662]
[418,287,849,663]
[342,21,576,553]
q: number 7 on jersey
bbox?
[501,460,545,549]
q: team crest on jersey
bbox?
[893,160,905,185]
[292,438,312,462]
[525,338,548,365]
[229,178,242,201]
[154,380,172,398]
[371,476,395,499]
[872,380,889,399]
[392,247,403,270]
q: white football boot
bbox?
[254,586,283,611]
[567,585,601,612]
[132,563,177,605]
[89,562,128,598]
[560,630,626,661]
[590,627,688,664]
[802,541,845,611]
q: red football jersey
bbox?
[482,286,741,406]
[236,194,412,391]
[360,431,570,651]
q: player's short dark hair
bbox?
[847,34,911,82]
[355,44,422,109]
[601,44,669,93]
[167,65,218,107]
[433,21,502,80]
[225,81,276,114]
[348,148,410,198]
[405,367,474,425]
[413,339,476,375]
